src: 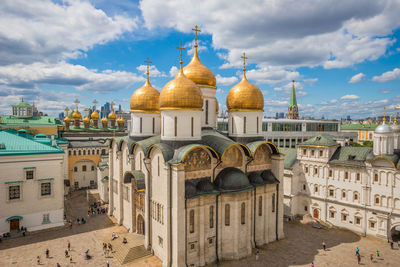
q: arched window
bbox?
[191,117,194,137]
[91,165,95,171]
[92,150,95,155]
[69,151,71,156]
[152,117,155,134]
[209,206,214,228]
[243,116,247,134]
[140,117,143,133]
[225,204,230,226]
[272,193,275,212]
[82,165,86,172]
[88,150,90,155]
[374,173,379,182]
[342,191,346,199]
[83,150,86,155]
[258,196,262,216]
[231,117,234,134]
[78,150,81,155]
[74,167,78,172]
[375,196,380,205]
[241,202,246,225]
[354,192,359,201]
[97,150,99,154]
[257,116,259,133]
[189,210,195,233]
[174,116,177,137]
[205,100,209,125]
[101,149,105,155]
[157,156,160,176]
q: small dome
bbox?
[91,110,100,120]
[108,111,117,120]
[183,47,216,88]
[83,116,90,124]
[130,79,160,113]
[375,123,393,134]
[63,116,71,123]
[214,167,252,192]
[160,69,203,111]
[117,116,125,124]
[72,111,81,120]
[392,123,400,133]
[101,116,108,123]
[227,73,264,112]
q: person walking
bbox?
[108,243,113,252]
[37,256,41,265]
[69,255,73,263]
[376,250,380,258]
[65,250,69,258]
[255,250,259,261]
[355,247,360,256]
[390,240,394,249]
[106,261,110,267]
[56,263,61,267]
[370,253,373,261]
[311,262,314,267]
[322,241,326,251]
[45,248,49,258]
[68,241,71,251]
[357,253,361,265]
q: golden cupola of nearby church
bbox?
[63,107,71,130]
[72,99,82,128]
[160,43,203,111]
[91,99,100,128]
[130,57,160,113]
[101,110,108,129]
[183,26,216,88]
[117,110,125,129]
[226,52,264,112]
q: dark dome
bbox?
[185,181,197,198]
[123,172,134,183]
[196,179,216,193]
[214,167,252,192]
[248,171,265,186]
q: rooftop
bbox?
[341,123,378,130]
[298,135,338,147]
[0,115,62,126]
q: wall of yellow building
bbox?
[0,125,58,135]
[68,154,101,183]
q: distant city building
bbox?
[346,115,351,121]
[58,112,65,121]
[287,80,299,119]
[341,123,377,143]
[275,112,285,119]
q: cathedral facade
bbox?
[107,29,284,266]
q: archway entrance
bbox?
[137,214,145,235]
[10,219,20,231]
[391,225,400,242]
[313,209,319,219]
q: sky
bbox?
[1,0,400,120]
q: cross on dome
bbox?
[176,42,186,70]
[241,52,248,78]
[144,57,152,82]
[192,25,201,47]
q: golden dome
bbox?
[91,110,100,120]
[183,46,216,88]
[83,116,90,124]
[130,79,160,113]
[101,116,108,123]
[227,73,264,112]
[160,68,203,111]
[63,116,71,123]
[216,99,219,114]
[72,111,81,120]
[117,116,125,124]
[108,111,117,120]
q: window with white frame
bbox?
[355,216,361,225]
[9,185,20,200]
[356,173,360,181]
[329,211,335,218]
[341,213,347,221]
[42,213,51,224]
[41,182,51,196]
[369,221,376,229]
[375,196,380,205]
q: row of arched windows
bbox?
[73,165,95,172]
[69,148,106,156]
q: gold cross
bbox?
[65,107,69,114]
[241,52,248,73]
[192,25,201,46]
[144,57,152,80]
[176,42,186,69]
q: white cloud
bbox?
[215,74,238,86]
[245,67,300,85]
[330,99,338,103]
[136,65,167,77]
[184,40,208,56]
[372,68,400,82]
[349,73,365,83]
[0,0,137,65]
[340,94,360,100]
[0,61,144,92]
[169,66,179,77]
[140,0,400,69]
[381,89,391,94]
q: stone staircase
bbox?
[113,243,152,265]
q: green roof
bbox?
[132,170,146,190]
[341,123,378,130]
[0,131,64,156]
[299,135,338,147]
[289,82,297,107]
[329,146,372,167]
[279,148,298,169]
[0,115,60,126]
[13,102,31,108]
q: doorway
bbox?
[10,219,20,231]
[137,214,145,235]
[313,209,319,219]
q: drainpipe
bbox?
[169,164,172,267]
[215,194,219,262]
[276,183,279,241]
[245,157,256,246]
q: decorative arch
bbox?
[222,143,251,159]
[252,141,279,156]
[137,214,145,235]
[368,156,396,168]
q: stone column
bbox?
[271,154,285,239]
[108,147,114,216]
[144,158,151,249]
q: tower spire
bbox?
[176,42,186,72]
[383,106,386,124]
[144,57,152,84]
[290,80,298,107]
[240,52,248,79]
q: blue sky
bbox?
[1,0,400,119]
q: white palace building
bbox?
[104,28,284,267]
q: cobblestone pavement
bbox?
[219,220,400,267]
[0,190,161,267]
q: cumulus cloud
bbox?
[381,89,391,94]
[169,66,179,77]
[340,94,360,100]
[184,40,208,56]
[349,73,365,83]
[372,68,400,82]
[273,81,307,98]
[245,67,300,85]
[136,64,167,77]
[140,0,400,69]
[0,0,137,66]
[216,74,238,86]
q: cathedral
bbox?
[107,27,284,267]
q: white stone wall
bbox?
[71,160,97,188]
[228,111,263,137]
[0,154,64,234]
[199,87,217,129]
[374,132,394,155]
[130,112,161,137]
[161,110,202,141]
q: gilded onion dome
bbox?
[72,110,81,120]
[160,44,203,111]
[130,58,160,113]
[183,46,216,88]
[117,115,125,124]
[108,110,117,120]
[83,115,90,124]
[101,115,108,124]
[226,53,264,112]
[63,116,71,123]
[91,110,100,120]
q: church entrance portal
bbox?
[391,225,400,242]
[10,219,20,231]
[313,209,319,219]
[137,214,145,235]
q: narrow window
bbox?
[225,204,230,226]
[91,166,95,171]
[354,193,359,201]
[374,174,378,182]
[189,210,195,233]
[26,170,34,180]
[191,117,194,137]
[174,116,177,137]
[375,197,380,205]
[92,150,95,155]
[88,150,90,155]
[205,100,209,125]
[257,116,259,133]
[303,149,307,155]
[356,173,360,181]
[78,150,81,155]
[82,165,86,172]
[83,150,86,155]
[311,150,315,156]
[231,117,234,134]
[162,116,165,136]
[69,151,71,156]
[209,206,214,228]
[140,117,143,134]
[329,170,333,177]
[319,150,323,157]
[243,116,247,134]
[342,191,346,199]
[152,117,155,134]
[329,189,334,197]
[41,182,51,196]
[345,172,349,179]
[74,167,78,172]
[241,202,246,224]
[258,196,262,216]
[9,185,20,200]
[272,193,276,212]
[314,185,318,193]
[157,156,160,176]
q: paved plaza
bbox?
[1,191,400,267]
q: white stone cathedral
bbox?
[106,28,284,267]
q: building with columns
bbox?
[283,118,400,241]
[105,27,284,267]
